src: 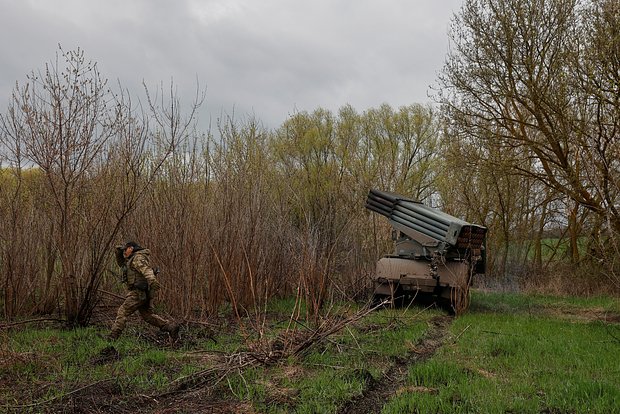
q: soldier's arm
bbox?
[132,255,161,291]
[114,246,126,267]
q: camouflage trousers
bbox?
[110,289,170,338]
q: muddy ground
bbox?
[7,300,618,413]
[28,316,453,414]
[3,310,456,414]
[338,315,453,414]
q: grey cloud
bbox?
[0,0,463,129]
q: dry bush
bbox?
[0,48,196,325]
[5,44,617,328]
[122,116,296,319]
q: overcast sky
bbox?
[0,0,463,130]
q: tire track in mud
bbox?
[338,315,453,414]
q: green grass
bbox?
[2,292,619,413]
[382,292,620,414]
[230,305,441,414]
[1,325,197,407]
[470,290,620,316]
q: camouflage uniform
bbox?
[109,245,178,340]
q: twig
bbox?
[98,289,125,300]
[481,330,518,336]
[137,394,159,404]
[183,349,227,355]
[8,378,114,409]
[184,319,217,328]
[304,362,345,370]
[0,317,65,330]
[346,325,361,350]
[162,302,400,397]
[453,324,471,342]
[605,324,620,344]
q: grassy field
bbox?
[384,293,620,413]
[1,292,619,413]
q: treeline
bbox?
[0,48,447,324]
[1,0,619,324]
[438,0,620,292]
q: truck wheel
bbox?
[371,294,390,308]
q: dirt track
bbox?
[337,315,454,414]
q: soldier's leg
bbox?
[138,298,169,329]
[109,291,143,339]
[138,298,180,340]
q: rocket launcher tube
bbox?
[365,189,487,248]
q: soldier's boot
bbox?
[163,322,180,342]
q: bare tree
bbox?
[438,0,620,281]
[0,47,189,325]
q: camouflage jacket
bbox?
[125,249,158,291]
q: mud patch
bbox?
[337,315,453,414]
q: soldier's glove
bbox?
[114,245,126,267]
[149,279,162,292]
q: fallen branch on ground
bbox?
[0,317,66,330]
[164,301,388,395]
[7,378,114,409]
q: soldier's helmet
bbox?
[123,241,142,250]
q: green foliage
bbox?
[226,366,268,401]
[266,296,306,316]
[271,103,440,234]
[522,237,591,262]
[292,368,365,414]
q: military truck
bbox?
[366,189,487,314]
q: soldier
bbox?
[109,241,180,341]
